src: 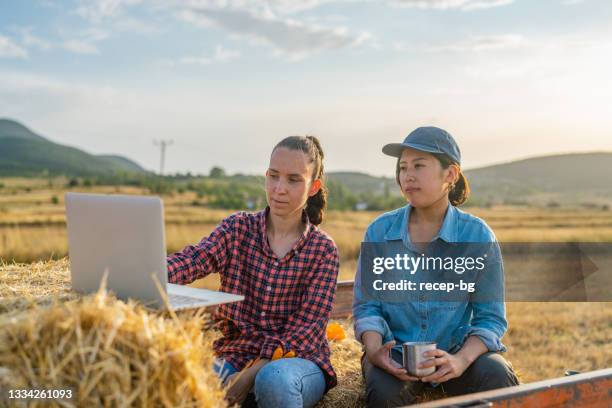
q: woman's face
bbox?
[265,147,320,219]
[397,148,456,208]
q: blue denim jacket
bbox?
[353,204,508,357]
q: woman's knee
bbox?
[470,352,520,388]
[254,361,300,400]
[366,383,419,408]
[363,359,421,407]
[254,359,325,408]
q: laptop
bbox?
[65,192,244,310]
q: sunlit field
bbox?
[1,178,611,406]
[3,179,612,266]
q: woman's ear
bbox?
[309,179,322,197]
[446,164,459,185]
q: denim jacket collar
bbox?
[384,203,458,244]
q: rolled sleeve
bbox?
[354,315,394,345]
[467,299,508,352]
[466,325,507,352]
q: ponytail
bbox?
[273,135,328,225]
[305,136,328,225]
[449,169,470,206]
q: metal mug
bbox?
[402,341,437,377]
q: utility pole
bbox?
[153,139,173,175]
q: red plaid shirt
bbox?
[167,208,339,391]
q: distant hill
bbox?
[466,152,612,205]
[97,155,148,173]
[0,119,149,177]
[0,119,47,142]
[327,171,397,196]
[328,152,612,206]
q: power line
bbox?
[153,139,174,175]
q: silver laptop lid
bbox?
[65,192,167,308]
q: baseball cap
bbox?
[382,126,461,165]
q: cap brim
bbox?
[382,142,445,158]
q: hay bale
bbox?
[0,283,227,408]
[0,258,76,317]
[318,320,366,408]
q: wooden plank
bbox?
[413,368,612,408]
[331,280,354,319]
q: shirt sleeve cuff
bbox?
[466,326,507,353]
[354,315,394,345]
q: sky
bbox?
[1,0,611,176]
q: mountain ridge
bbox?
[0,118,149,177]
[2,119,610,205]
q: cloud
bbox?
[60,28,108,55]
[35,0,61,8]
[113,16,163,35]
[62,39,99,54]
[73,0,349,25]
[0,70,120,122]
[177,45,241,66]
[75,0,144,22]
[75,0,163,35]
[0,70,119,103]
[394,34,526,53]
[249,0,347,14]
[179,4,365,60]
[70,1,367,60]
[8,25,109,56]
[16,27,53,51]
[427,34,526,52]
[462,35,612,81]
[390,0,513,10]
[0,35,28,59]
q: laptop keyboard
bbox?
[169,293,208,307]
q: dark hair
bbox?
[273,135,327,225]
[395,152,470,206]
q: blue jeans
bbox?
[213,357,326,408]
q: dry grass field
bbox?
[1,178,611,406]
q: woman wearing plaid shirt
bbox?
[167,136,339,408]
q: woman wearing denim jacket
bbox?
[353,127,519,407]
